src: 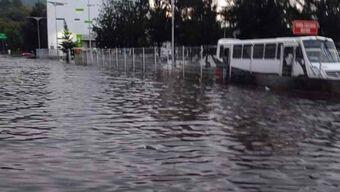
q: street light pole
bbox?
[88,0,92,50]
[54,1,58,57]
[87,0,94,64]
[37,18,41,49]
[28,17,44,49]
[171,0,175,68]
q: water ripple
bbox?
[0,57,340,191]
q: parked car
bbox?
[21,52,35,58]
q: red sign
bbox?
[293,20,319,36]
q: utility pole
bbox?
[88,0,95,64]
[54,1,58,57]
[171,0,175,68]
[28,17,45,49]
[88,0,92,50]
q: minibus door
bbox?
[282,46,294,77]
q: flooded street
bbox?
[1,57,340,191]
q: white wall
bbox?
[47,0,102,49]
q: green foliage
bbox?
[1,0,340,51]
[94,0,222,48]
[59,22,77,62]
[301,0,340,42]
[0,0,29,50]
[94,0,150,48]
[94,0,340,47]
[22,1,48,51]
[21,0,40,7]
[176,0,222,46]
[60,22,77,53]
[0,0,47,51]
[149,0,171,47]
[227,0,340,42]
[229,0,292,39]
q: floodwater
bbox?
[1,56,340,192]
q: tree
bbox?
[228,0,293,39]
[22,1,48,52]
[95,0,223,47]
[219,6,230,38]
[94,0,150,48]
[175,0,222,46]
[301,0,340,42]
[149,0,171,47]
[60,21,77,62]
[199,0,222,45]
[0,0,29,51]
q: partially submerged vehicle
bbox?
[215,36,340,91]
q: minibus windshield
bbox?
[303,40,340,63]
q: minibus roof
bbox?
[218,36,333,45]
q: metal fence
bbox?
[75,46,218,80]
[36,49,61,59]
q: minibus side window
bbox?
[243,45,252,59]
[277,43,282,59]
[233,45,242,59]
[253,44,264,59]
[265,44,276,59]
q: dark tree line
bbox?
[22,1,48,51]
[229,0,340,42]
[228,0,292,39]
[301,0,340,42]
[175,0,221,46]
[0,0,47,52]
[94,0,221,48]
[93,0,150,48]
[94,0,340,48]
[0,0,29,50]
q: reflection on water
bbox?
[0,57,340,191]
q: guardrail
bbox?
[36,49,61,59]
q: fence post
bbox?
[132,48,135,73]
[182,46,185,78]
[200,46,203,82]
[96,49,99,66]
[102,49,105,66]
[98,49,101,66]
[90,48,93,65]
[82,50,85,65]
[96,49,99,65]
[85,49,88,65]
[86,49,89,65]
[154,46,157,72]
[142,47,145,73]
[108,49,112,68]
[68,49,71,63]
[87,49,89,65]
[116,48,118,70]
[124,48,127,73]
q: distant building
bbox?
[47,0,102,49]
